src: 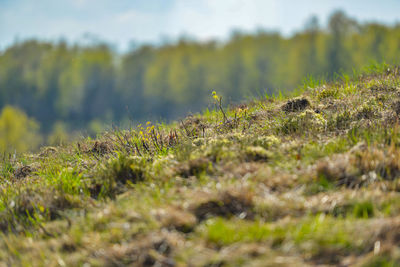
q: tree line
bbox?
[0,10,399,152]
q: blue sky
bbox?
[1,0,399,51]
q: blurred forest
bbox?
[1,11,400,153]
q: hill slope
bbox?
[1,65,400,266]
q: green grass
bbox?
[1,64,400,266]
[199,215,361,257]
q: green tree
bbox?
[117,45,154,120]
[1,10,400,136]
[326,10,358,74]
[0,106,42,153]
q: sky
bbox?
[1,0,400,51]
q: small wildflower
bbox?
[212,91,220,101]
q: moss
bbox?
[244,146,272,162]
[279,109,326,134]
[252,135,280,148]
[317,87,339,100]
[202,138,238,162]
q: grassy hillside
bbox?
[1,64,400,266]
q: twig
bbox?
[218,97,227,123]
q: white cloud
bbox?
[167,0,279,40]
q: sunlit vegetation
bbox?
[0,106,42,153]
[1,11,400,154]
[0,65,400,265]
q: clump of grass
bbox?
[368,79,398,92]
[252,135,280,149]
[331,201,375,219]
[93,152,148,198]
[300,138,350,163]
[199,214,359,257]
[88,140,113,155]
[193,191,254,221]
[200,218,271,246]
[313,145,400,192]
[177,157,212,178]
[244,146,272,162]
[356,104,378,120]
[392,100,400,116]
[352,201,375,218]
[281,98,310,112]
[279,110,326,134]
[0,187,84,233]
[315,154,358,188]
[330,110,352,130]
[202,138,237,163]
[0,156,15,181]
[317,87,339,100]
[362,256,400,267]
